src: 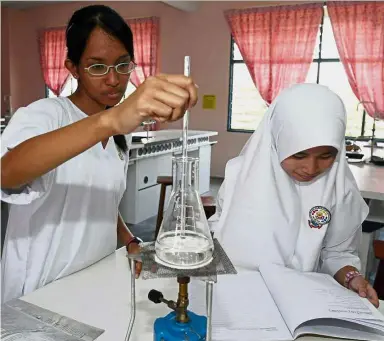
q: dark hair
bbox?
[66,5,133,153]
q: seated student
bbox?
[212,83,379,307]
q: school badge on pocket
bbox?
[308,206,331,229]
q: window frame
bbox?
[227,36,256,134]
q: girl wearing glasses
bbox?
[1,5,198,302]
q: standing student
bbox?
[1,5,198,302]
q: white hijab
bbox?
[216,84,368,272]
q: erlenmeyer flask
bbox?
[155,156,214,269]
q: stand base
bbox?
[154,311,207,341]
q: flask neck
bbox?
[173,157,199,191]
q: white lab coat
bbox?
[212,84,368,276]
[1,97,130,302]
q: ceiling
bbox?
[1,1,69,9]
[162,1,200,12]
[1,1,201,11]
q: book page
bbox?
[295,318,384,341]
[188,271,293,341]
[259,263,384,336]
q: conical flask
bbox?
[155,156,214,269]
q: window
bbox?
[228,7,384,140]
[46,76,137,102]
[228,43,267,132]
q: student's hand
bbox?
[127,242,142,279]
[109,74,198,134]
[349,276,379,308]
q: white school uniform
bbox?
[1,97,130,302]
[211,84,368,276]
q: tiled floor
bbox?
[123,177,223,245]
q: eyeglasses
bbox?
[84,61,136,76]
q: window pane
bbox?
[47,77,77,98]
[317,62,361,137]
[230,63,267,130]
[363,113,384,139]
[233,41,243,61]
[315,62,384,138]
[47,88,55,98]
[346,107,365,138]
[312,23,321,59]
[305,62,319,83]
[61,77,77,97]
[320,16,340,59]
[345,108,384,139]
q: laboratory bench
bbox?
[19,247,384,341]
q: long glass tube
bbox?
[179,56,191,235]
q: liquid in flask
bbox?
[155,156,214,269]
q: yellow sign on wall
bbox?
[202,95,216,110]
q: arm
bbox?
[334,264,379,307]
[117,212,134,245]
[320,225,362,278]
[2,74,198,190]
[320,229,379,307]
[117,212,142,278]
[1,110,116,189]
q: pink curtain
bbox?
[225,4,323,104]
[38,28,69,96]
[127,17,160,130]
[127,17,160,87]
[328,1,384,119]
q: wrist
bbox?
[96,110,118,137]
[126,236,143,250]
[344,270,362,289]
[100,105,146,136]
[126,234,135,244]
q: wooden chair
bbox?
[155,176,173,238]
[154,176,216,240]
[373,240,384,300]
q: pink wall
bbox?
[8,8,44,112]
[1,7,10,116]
[2,1,305,176]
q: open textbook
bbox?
[189,263,384,341]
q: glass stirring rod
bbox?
[180,56,191,235]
